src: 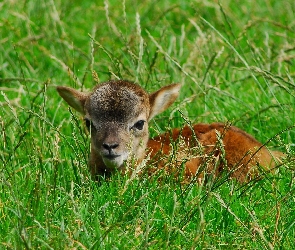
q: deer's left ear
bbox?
[56,86,88,114]
[148,83,181,121]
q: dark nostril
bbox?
[103,143,119,151]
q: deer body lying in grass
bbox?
[57,80,282,182]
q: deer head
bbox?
[57,80,180,175]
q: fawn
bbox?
[57,80,282,182]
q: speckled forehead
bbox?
[87,83,149,121]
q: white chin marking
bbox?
[102,156,126,170]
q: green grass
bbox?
[1,0,295,248]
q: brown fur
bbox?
[57,80,283,183]
[147,123,280,182]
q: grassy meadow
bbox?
[1,0,295,248]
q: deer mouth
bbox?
[102,153,127,170]
[103,154,120,160]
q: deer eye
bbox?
[84,118,93,130]
[132,120,145,131]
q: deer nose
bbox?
[102,143,119,152]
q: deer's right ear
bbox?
[56,86,88,114]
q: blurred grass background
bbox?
[0,0,295,248]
